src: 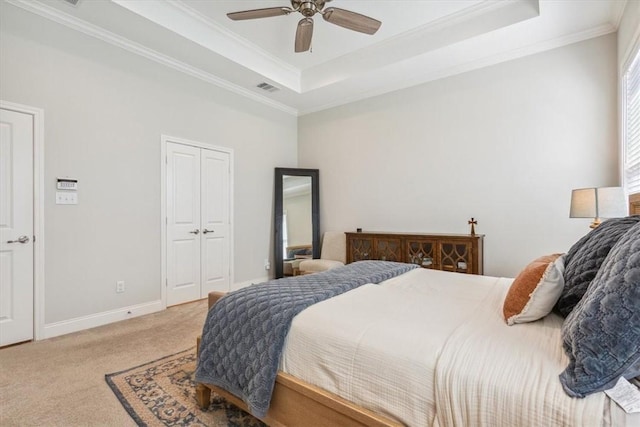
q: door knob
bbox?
[7,235,30,244]
[189,229,200,235]
[203,229,214,234]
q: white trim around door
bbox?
[0,100,45,341]
[160,135,234,307]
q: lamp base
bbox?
[590,218,602,229]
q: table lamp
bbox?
[570,187,628,228]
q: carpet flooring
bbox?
[0,299,217,426]
[106,348,264,426]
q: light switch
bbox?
[56,192,78,205]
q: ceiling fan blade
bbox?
[227,7,292,21]
[295,18,314,53]
[322,7,381,35]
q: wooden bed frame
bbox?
[195,291,400,427]
[197,193,639,426]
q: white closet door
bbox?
[0,109,34,346]
[166,143,201,306]
[200,149,230,294]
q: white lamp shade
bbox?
[570,187,627,219]
[570,188,596,218]
[597,187,627,218]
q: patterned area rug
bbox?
[106,348,265,426]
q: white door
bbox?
[166,142,230,306]
[200,149,230,294]
[0,109,34,346]
[167,143,202,306]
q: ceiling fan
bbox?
[227,0,382,53]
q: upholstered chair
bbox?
[298,231,346,274]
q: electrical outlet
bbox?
[116,280,125,293]
[264,259,271,270]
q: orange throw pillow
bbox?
[503,254,565,325]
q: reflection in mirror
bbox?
[282,175,312,259]
[274,168,319,279]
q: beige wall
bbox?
[0,6,297,325]
[298,35,618,277]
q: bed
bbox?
[195,206,640,426]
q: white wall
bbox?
[298,34,618,278]
[0,6,297,327]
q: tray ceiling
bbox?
[5,0,625,115]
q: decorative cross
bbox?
[468,217,477,235]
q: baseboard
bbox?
[231,276,269,291]
[42,300,164,340]
[42,278,268,339]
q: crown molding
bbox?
[111,0,301,92]
[166,1,299,77]
[299,22,617,115]
[5,0,298,116]
[611,0,628,29]
[3,0,621,118]
[301,0,539,92]
[375,0,537,48]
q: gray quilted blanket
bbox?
[195,260,418,417]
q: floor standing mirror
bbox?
[274,168,320,279]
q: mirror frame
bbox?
[274,167,320,279]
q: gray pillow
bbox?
[559,221,640,397]
[555,216,640,317]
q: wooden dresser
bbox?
[346,231,484,275]
[630,193,640,215]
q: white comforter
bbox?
[280,268,637,427]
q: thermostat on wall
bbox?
[56,178,78,191]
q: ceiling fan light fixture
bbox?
[291,0,327,14]
[299,2,317,17]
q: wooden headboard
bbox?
[631,193,640,215]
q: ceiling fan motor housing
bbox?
[291,0,328,17]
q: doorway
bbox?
[161,136,233,307]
